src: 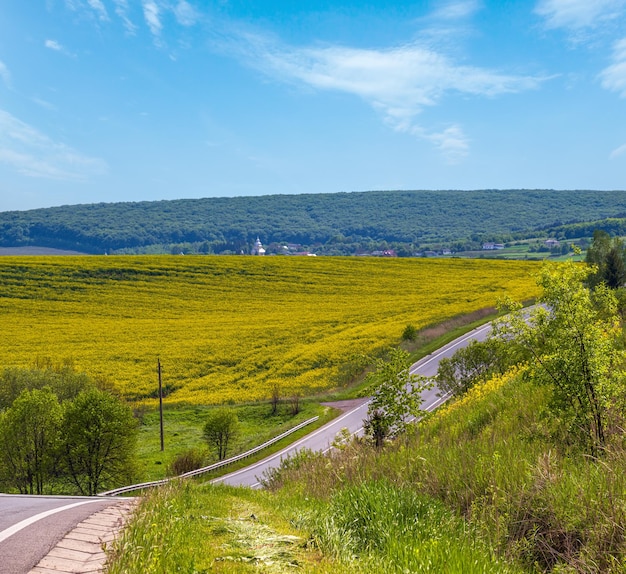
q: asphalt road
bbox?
[0,320,493,571]
[214,321,492,488]
[0,494,120,574]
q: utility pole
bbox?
[158,358,164,452]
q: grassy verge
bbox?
[107,478,522,573]
[132,306,515,484]
[262,368,626,572]
[132,306,505,483]
[135,400,338,482]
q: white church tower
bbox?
[251,237,266,255]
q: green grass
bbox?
[135,400,336,481]
[106,358,626,573]
[132,305,512,483]
[107,482,338,573]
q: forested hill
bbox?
[1,189,626,255]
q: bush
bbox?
[167,448,206,476]
[401,324,418,341]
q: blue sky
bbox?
[1,1,626,211]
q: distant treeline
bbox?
[1,189,625,255]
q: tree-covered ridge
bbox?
[1,189,626,254]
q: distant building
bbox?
[251,237,266,255]
[482,243,505,250]
[545,239,560,248]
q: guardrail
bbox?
[99,415,319,496]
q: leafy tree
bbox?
[0,363,92,411]
[0,388,62,494]
[61,388,137,495]
[494,261,626,455]
[203,408,239,460]
[363,348,431,447]
[436,337,521,397]
[585,230,626,289]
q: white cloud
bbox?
[240,37,541,158]
[0,60,10,88]
[45,39,63,52]
[31,97,57,111]
[87,0,109,21]
[600,37,626,95]
[113,0,137,34]
[174,0,198,26]
[535,0,626,29]
[432,0,481,21]
[64,0,109,21]
[610,142,626,158]
[142,0,163,40]
[0,109,107,180]
[426,125,470,163]
[45,39,76,58]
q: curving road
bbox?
[0,494,123,574]
[0,320,492,571]
[213,321,492,488]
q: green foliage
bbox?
[3,190,626,254]
[0,362,92,411]
[401,323,418,341]
[203,408,240,460]
[0,387,62,494]
[107,482,334,574]
[309,480,519,573]
[585,230,626,289]
[495,261,626,454]
[166,448,207,476]
[364,348,431,446]
[61,388,138,495]
[436,337,521,397]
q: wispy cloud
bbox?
[45,39,76,58]
[535,0,626,30]
[0,60,10,88]
[142,0,163,41]
[610,142,626,158]
[0,109,107,180]
[431,0,481,21]
[65,0,109,21]
[234,35,541,159]
[87,0,109,21]
[426,125,470,163]
[600,37,626,95]
[31,97,57,111]
[174,0,198,27]
[45,39,63,52]
[113,0,137,34]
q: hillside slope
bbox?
[1,189,625,254]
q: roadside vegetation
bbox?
[107,237,626,572]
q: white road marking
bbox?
[0,499,103,544]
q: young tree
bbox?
[203,408,239,460]
[436,337,518,397]
[494,261,626,455]
[586,230,626,289]
[363,348,431,447]
[61,388,137,495]
[0,388,62,494]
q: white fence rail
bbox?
[99,416,319,496]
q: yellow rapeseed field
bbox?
[0,256,540,405]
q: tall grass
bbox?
[266,369,626,572]
[304,479,522,573]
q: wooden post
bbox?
[158,358,164,452]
